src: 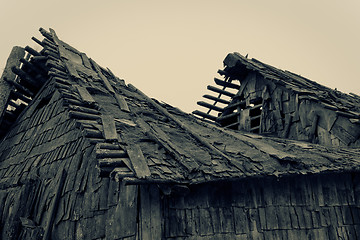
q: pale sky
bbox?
[1,1,359,113]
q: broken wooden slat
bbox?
[68,105,100,115]
[114,93,130,112]
[75,86,96,104]
[101,115,118,142]
[192,110,217,121]
[90,58,115,94]
[214,78,240,89]
[197,101,224,112]
[12,66,40,90]
[207,85,235,97]
[202,94,230,104]
[126,144,151,179]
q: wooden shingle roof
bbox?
[1,28,360,187]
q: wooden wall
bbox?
[163,173,360,239]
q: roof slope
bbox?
[1,28,360,187]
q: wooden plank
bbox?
[202,94,230,104]
[214,78,240,89]
[114,93,130,112]
[90,58,115,94]
[101,115,118,142]
[80,52,92,69]
[197,101,224,112]
[207,85,235,97]
[192,110,217,121]
[75,85,95,104]
[64,60,81,80]
[126,144,151,178]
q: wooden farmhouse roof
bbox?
[1,28,360,187]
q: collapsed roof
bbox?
[0,28,360,187]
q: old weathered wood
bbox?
[197,101,224,112]
[214,78,240,89]
[43,169,67,240]
[207,85,235,97]
[98,158,128,167]
[80,52,92,69]
[0,46,25,122]
[25,46,41,57]
[90,58,115,94]
[4,78,34,97]
[75,85,96,104]
[69,110,101,120]
[126,144,151,179]
[64,60,81,80]
[202,94,230,104]
[96,149,127,159]
[101,115,118,142]
[12,66,40,89]
[114,93,130,112]
[139,185,161,239]
[68,105,99,115]
[192,110,217,121]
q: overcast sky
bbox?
[1,1,359,113]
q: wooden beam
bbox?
[90,58,115,94]
[202,94,230,104]
[207,85,235,97]
[214,78,240,89]
[24,46,41,57]
[197,101,224,112]
[192,110,217,121]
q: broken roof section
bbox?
[194,52,360,147]
[1,28,360,186]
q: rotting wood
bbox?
[128,84,245,172]
[90,58,115,94]
[101,115,118,142]
[126,144,151,179]
[207,85,235,97]
[214,78,240,89]
[64,60,81,80]
[68,105,100,115]
[0,46,25,123]
[25,46,41,57]
[114,93,130,112]
[75,85,96,104]
[202,94,230,104]
[192,110,217,121]
[80,52,92,69]
[43,169,67,240]
[69,110,101,120]
[96,149,127,159]
[197,101,224,112]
